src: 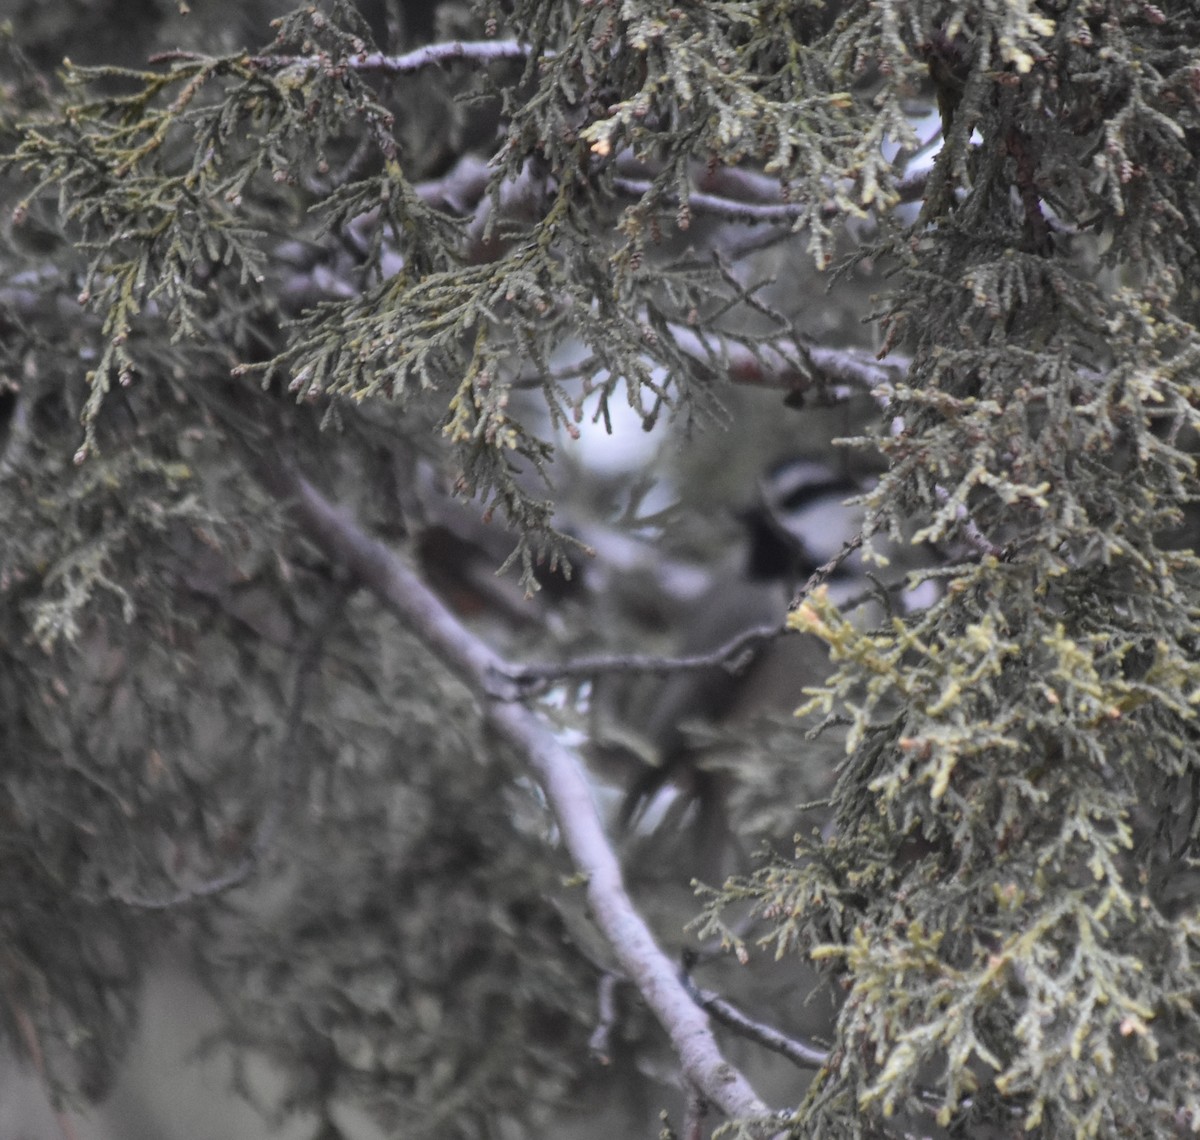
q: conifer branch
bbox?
[261,461,775,1125]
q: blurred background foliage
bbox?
[3,1,1199,1138]
[0,2,878,1136]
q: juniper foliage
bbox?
[3,1,1200,1138]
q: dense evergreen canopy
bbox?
[3,1,1200,1137]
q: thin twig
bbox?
[790,533,865,609]
[243,40,542,75]
[680,956,829,1070]
[807,343,909,397]
[509,532,863,689]
[666,321,909,401]
[934,484,1005,558]
[510,622,782,686]
[613,178,809,224]
[8,999,83,1140]
[588,971,620,1064]
[613,170,930,224]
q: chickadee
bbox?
[596,459,860,873]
